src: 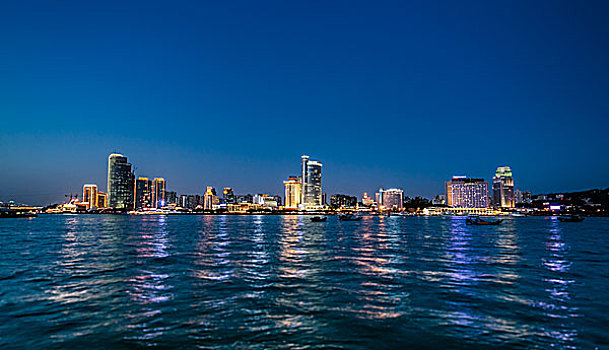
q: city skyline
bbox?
[0,149,605,206]
[2,1,609,204]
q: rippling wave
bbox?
[0,215,608,349]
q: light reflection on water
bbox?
[0,215,606,349]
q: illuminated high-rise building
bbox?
[283,176,301,209]
[377,188,404,210]
[204,186,218,210]
[152,177,166,208]
[107,153,134,209]
[82,184,98,210]
[300,155,322,208]
[445,176,489,208]
[135,177,152,209]
[97,191,107,208]
[492,166,515,208]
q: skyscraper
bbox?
[204,186,218,210]
[107,153,134,209]
[152,177,166,208]
[283,176,301,209]
[134,177,152,209]
[300,155,322,208]
[445,176,489,208]
[492,166,515,208]
[82,184,98,210]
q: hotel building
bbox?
[445,176,489,208]
[283,176,301,209]
[377,188,404,210]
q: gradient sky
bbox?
[1,1,608,205]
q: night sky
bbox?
[1,1,608,205]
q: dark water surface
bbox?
[1,215,608,349]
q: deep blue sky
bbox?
[1,1,608,205]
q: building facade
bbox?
[82,184,98,210]
[330,194,358,208]
[515,190,532,204]
[152,177,166,208]
[223,187,236,204]
[107,153,134,209]
[492,166,515,208]
[377,188,404,210]
[301,155,323,208]
[445,176,489,208]
[165,191,177,205]
[135,177,152,209]
[283,176,301,209]
[204,187,218,210]
[97,192,107,208]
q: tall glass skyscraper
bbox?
[107,153,134,209]
[301,155,322,208]
[493,166,515,208]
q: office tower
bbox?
[97,191,107,208]
[301,155,322,208]
[377,188,404,210]
[152,177,166,208]
[204,187,218,210]
[492,166,515,208]
[330,194,358,208]
[223,187,236,204]
[107,153,134,209]
[283,176,301,209]
[135,177,152,209]
[82,184,98,210]
[165,191,177,205]
[445,176,489,208]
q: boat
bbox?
[310,216,327,222]
[466,217,503,225]
[338,214,362,221]
[510,212,526,217]
[558,215,584,222]
[0,209,37,218]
